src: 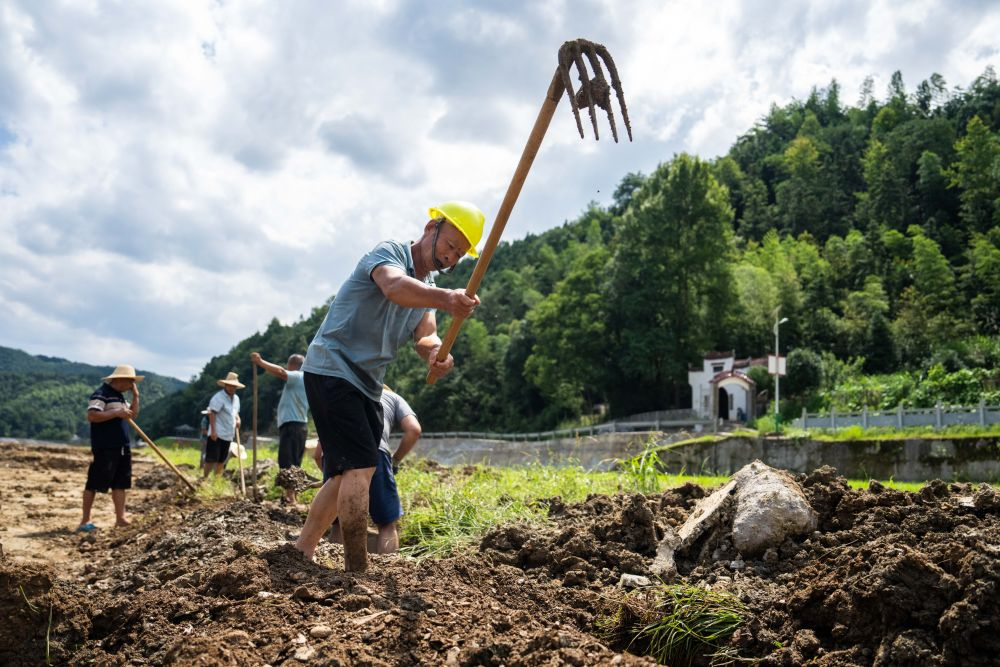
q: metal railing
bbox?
[793,399,1000,431]
[395,417,713,443]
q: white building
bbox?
[688,351,764,422]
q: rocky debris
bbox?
[651,461,816,578]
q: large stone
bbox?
[731,461,816,556]
[650,461,816,576]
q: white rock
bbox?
[731,461,816,556]
[310,625,333,639]
[293,646,316,661]
[618,574,651,589]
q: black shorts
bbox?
[304,373,382,477]
[204,438,230,463]
[86,446,132,492]
[278,422,307,469]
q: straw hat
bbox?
[228,442,248,460]
[217,372,246,389]
[103,364,145,382]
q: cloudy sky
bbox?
[1,0,998,380]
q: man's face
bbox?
[224,385,237,396]
[109,378,132,393]
[430,220,471,270]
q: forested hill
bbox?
[147,67,1000,438]
[0,346,186,441]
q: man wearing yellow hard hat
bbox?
[296,201,484,571]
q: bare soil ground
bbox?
[2,441,999,666]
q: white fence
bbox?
[793,399,1000,431]
[414,417,712,442]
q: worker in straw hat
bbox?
[295,201,483,571]
[77,364,143,532]
[205,371,244,478]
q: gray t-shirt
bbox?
[276,370,308,426]
[303,241,434,401]
[380,390,416,454]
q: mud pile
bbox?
[2,493,655,666]
[482,467,1000,665]
[3,455,999,666]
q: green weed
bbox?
[600,585,747,667]
[621,446,663,493]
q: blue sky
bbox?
[1,0,998,380]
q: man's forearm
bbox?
[87,410,120,423]
[258,358,288,380]
[415,335,442,362]
[381,275,450,310]
[394,433,419,462]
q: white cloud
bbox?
[0,0,997,378]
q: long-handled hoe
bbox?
[127,418,198,493]
[427,38,632,383]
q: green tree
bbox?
[524,246,611,413]
[948,115,1000,232]
[607,154,735,412]
[909,229,957,311]
[967,231,1000,333]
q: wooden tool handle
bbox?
[127,418,198,493]
[427,72,564,384]
[235,423,246,497]
[251,364,259,501]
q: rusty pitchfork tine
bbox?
[570,48,601,141]
[581,43,618,142]
[595,43,633,141]
[557,44,585,139]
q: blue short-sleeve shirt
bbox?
[276,370,308,426]
[303,241,434,401]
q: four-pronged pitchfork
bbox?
[427,38,632,384]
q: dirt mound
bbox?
[482,468,1000,665]
[4,450,999,665]
[17,497,656,666]
[0,559,100,666]
[135,463,197,489]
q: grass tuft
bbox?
[600,585,747,666]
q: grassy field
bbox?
[149,437,931,557]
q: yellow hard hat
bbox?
[428,201,485,258]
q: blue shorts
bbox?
[324,448,402,526]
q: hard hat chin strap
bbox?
[432,219,457,275]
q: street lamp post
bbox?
[774,308,789,423]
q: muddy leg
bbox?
[112,489,129,526]
[339,467,375,571]
[79,489,96,527]
[329,520,344,544]
[295,476,343,560]
[376,522,398,554]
